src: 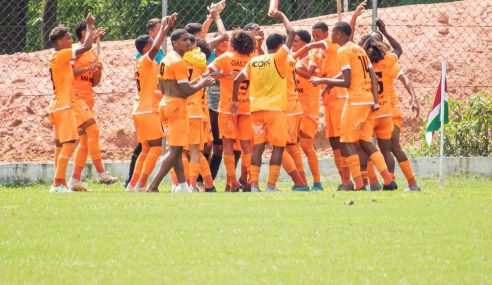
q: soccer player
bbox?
[146,29,215,193]
[207,30,256,192]
[232,10,295,192]
[294,21,349,189]
[126,14,176,192]
[67,21,119,192]
[184,1,228,50]
[47,13,96,192]
[311,22,397,191]
[125,17,166,188]
[244,22,265,55]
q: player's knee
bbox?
[85,123,100,138]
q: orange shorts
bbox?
[160,97,189,147]
[299,116,318,139]
[188,118,203,145]
[133,113,163,143]
[373,116,394,140]
[218,113,253,141]
[73,99,94,127]
[286,114,301,144]
[340,104,375,143]
[392,106,403,131]
[324,98,345,138]
[49,108,78,143]
[252,111,287,147]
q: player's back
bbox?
[372,53,399,118]
[338,42,374,104]
[185,58,207,118]
[133,54,160,115]
[321,38,342,78]
[49,48,75,112]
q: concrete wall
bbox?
[1,157,491,185]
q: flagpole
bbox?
[439,62,446,189]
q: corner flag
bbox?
[425,64,449,145]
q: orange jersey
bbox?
[162,50,190,84]
[317,39,348,103]
[133,54,161,115]
[209,51,254,114]
[72,45,100,107]
[372,53,399,118]
[337,41,374,105]
[186,61,207,118]
[296,54,321,118]
[285,55,303,116]
[390,63,403,107]
[244,45,289,112]
[48,48,75,112]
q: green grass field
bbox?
[1,177,492,284]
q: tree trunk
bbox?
[42,0,58,49]
[0,0,29,54]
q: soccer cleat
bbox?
[125,184,138,192]
[292,185,309,191]
[98,172,119,185]
[196,182,206,192]
[67,179,90,192]
[311,182,324,191]
[337,184,354,191]
[383,181,398,191]
[205,186,217,192]
[50,185,72,193]
[370,183,382,191]
[265,185,278,192]
[251,185,261,192]
[404,184,421,192]
[135,184,146,192]
[174,184,192,193]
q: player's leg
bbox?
[299,116,322,190]
[282,150,308,190]
[250,111,267,192]
[136,137,163,191]
[219,113,241,191]
[265,111,288,192]
[391,125,420,191]
[375,117,395,178]
[238,115,254,190]
[209,109,223,179]
[125,143,142,188]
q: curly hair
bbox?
[49,25,70,43]
[362,36,391,64]
[230,30,255,56]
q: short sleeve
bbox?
[242,61,251,80]
[173,60,190,84]
[387,53,398,66]
[338,49,351,71]
[209,54,226,72]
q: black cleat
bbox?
[337,184,354,191]
[383,181,398,191]
[205,187,217,192]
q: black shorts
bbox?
[209,108,222,145]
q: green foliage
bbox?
[405,93,492,157]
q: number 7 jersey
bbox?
[337,42,374,105]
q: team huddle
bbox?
[47,1,421,193]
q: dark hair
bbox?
[358,34,371,47]
[184,23,202,36]
[266,33,284,51]
[243,22,259,31]
[231,30,255,55]
[363,36,391,63]
[135,35,151,54]
[49,25,70,43]
[312,21,328,32]
[75,21,86,41]
[171,29,189,42]
[189,34,196,44]
[196,39,211,60]
[146,18,161,33]
[333,21,352,37]
[296,29,311,44]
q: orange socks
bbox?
[267,165,281,188]
[224,154,239,186]
[369,152,393,185]
[333,149,343,178]
[129,144,148,187]
[286,144,306,182]
[199,153,214,188]
[300,138,320,183]
[54,146,62,168]
[282,151,305,186]
[367,161,379,184]
[346,154,364,189]
[86,124,104,173]
[138,146,162,187]
[250,165,260,185]
[399,160,417,186]
[54,143,76,186]
[72,134,88,180]
[189,161,200,188]
[241,152,252,182]
[341,157,351,185]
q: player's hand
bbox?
[230,101,239,116]
[310,77,325,86]
[200,76,215,88]
[86,13,96,25]
[376,18,386,33]
[354,0,367,17]
[225,71,239,78]
[216,0,226,14]
[372,103,380,111]
[268,10,285,20]
[412,100,420,118]
[93,28,105,42]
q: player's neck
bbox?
[174,49,185,57]
[339,38,350,46]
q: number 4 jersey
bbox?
[337,41,374,105]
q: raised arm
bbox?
[74,13,96,58]
[398,73,420,117]
[377,18,402,58]
[349,0,366,42]
[269,10,294,49]
[293,41,325,59]
[149,13,177,60]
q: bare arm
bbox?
[269,11,294,49]
[369,67,379,107]
[149,13,177,60]
[177,76,215,97]
[92,62,103,86]
[293,42,325,59]
[398,73,419,117]
[74,13,96,58]
[377,18,402,58]
[311,69,351,88]
[349,0,366,42]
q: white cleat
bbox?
[50,185,72,193]
[126,184,138,192]
[98,172,119,185]
[265,185,278,192]
[67,179,90,192]
[251,185,261,192]
[174,184,192,193]
[136,184,146,192]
